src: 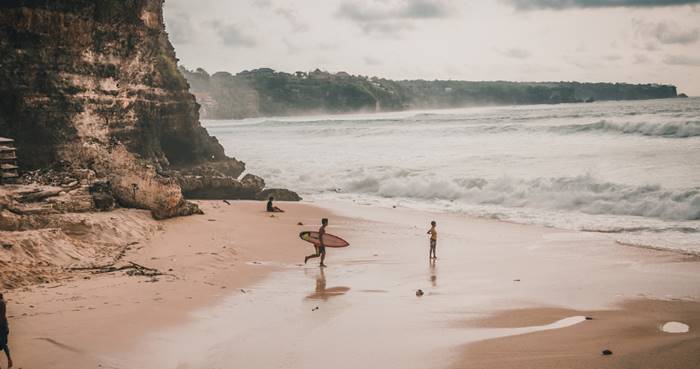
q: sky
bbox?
[164,0,700,95]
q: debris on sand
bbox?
[416,289,424,297]
[69,261,169,278]
[297,222,304,226]
[223,200,231,205]
[602,349,613,356]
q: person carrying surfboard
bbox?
[427,221,438,259]
[304,218,328,267]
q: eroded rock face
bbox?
[0,1,294,218]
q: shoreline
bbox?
[6,199,700,368]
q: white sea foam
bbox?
[205,97,700,254]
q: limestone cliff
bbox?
[0,1,291,218]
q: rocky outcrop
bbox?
[256,188,302,202]
[0,1,298,218]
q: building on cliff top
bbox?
[0,137,18,184]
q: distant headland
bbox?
[180,67,683,120]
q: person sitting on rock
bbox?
[0,293,13,369]
[266,197,284,213]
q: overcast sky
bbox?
[164,0,700,95]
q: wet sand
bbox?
[5,200,700,369]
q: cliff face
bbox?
[0,0,226,168]
[0,1,288,217]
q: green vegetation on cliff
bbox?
[180,67,680,119]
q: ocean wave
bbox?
[342,174,700,221]
[555,120,700,138]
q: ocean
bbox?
[203,98,700,254]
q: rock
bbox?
[602,349,613,356]
[175,158,246,179]
[92,192,115,211]
[585,316,594,320]
[241,174,266,193]
[297,222,304,226]
[416,289,424,297]
[256,188,302,201]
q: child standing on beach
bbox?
[305,218,328,267]
[0,293,12,369]
[427,221,437,259]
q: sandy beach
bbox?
[4,200,699,369]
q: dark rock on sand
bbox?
[257,188,303,201]
[92,193,115,211]
[177,173,263,200]
[602,349,613,356]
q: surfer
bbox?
[427,221,437,259]
[304,218,328,267]
[266,197,284,213]
[0,293,12,369]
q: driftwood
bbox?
[69,261,171,277]
[18,188,63,202]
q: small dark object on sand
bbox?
[602,349,613,356]
[297,222,304,225]
[513,279,520,282]
[586,316,594,320]
[208,219,216,221]
[223,200,231,205]
[416,289,424,297]
[312,306,319,311]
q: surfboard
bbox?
[299,231,350,248]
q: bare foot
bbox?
[320,263,327,268]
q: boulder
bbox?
[92,192,115,211]
[256,188,302,201]
[176,173,267,200]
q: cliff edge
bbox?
[0,0,295,218]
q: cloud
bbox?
[212,22,257,48]
[633,53,651,63]
[364,56,383,66]
[164,12,193,44]
[664,54,700,66]
[501,48,531,58]
[336,0,452,35]
[636,20,699,45]
[508,0,700,10]
[275,7,310,32]
[252,0,272,8]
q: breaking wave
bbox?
[555,120,700,138]
[343,174,700,221]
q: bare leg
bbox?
[320,250,326,267]
[2,345,11,368]
[305,246,320,264]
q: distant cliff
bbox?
[181,67,680,119]
[0,1,296,218]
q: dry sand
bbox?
[3,200,700,369]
